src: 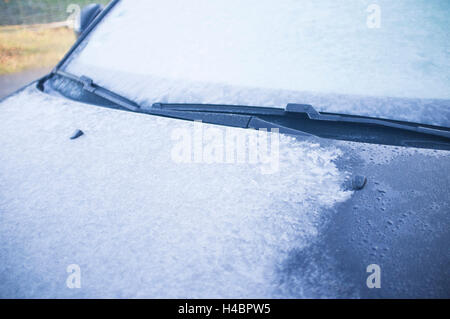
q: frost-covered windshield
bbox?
[64,0,450,122]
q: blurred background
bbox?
[0,0,110,98]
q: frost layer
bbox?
[0,88,350,298]
[65,0,450,126]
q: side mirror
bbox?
[75,3,103,38]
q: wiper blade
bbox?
[153,102,450,138]
[151,103,450,150]
[52,70,450,150]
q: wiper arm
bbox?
[54,70,140,111]
[51,70,450,150]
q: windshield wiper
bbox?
[50,70,450,151]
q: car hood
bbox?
[0,85,449,298]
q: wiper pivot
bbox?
[54,70,140,112]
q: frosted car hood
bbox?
[0,86,449,298]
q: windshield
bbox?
[62,0,450,125]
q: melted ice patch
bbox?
[337,140,450,166]
[0,88,351,298]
